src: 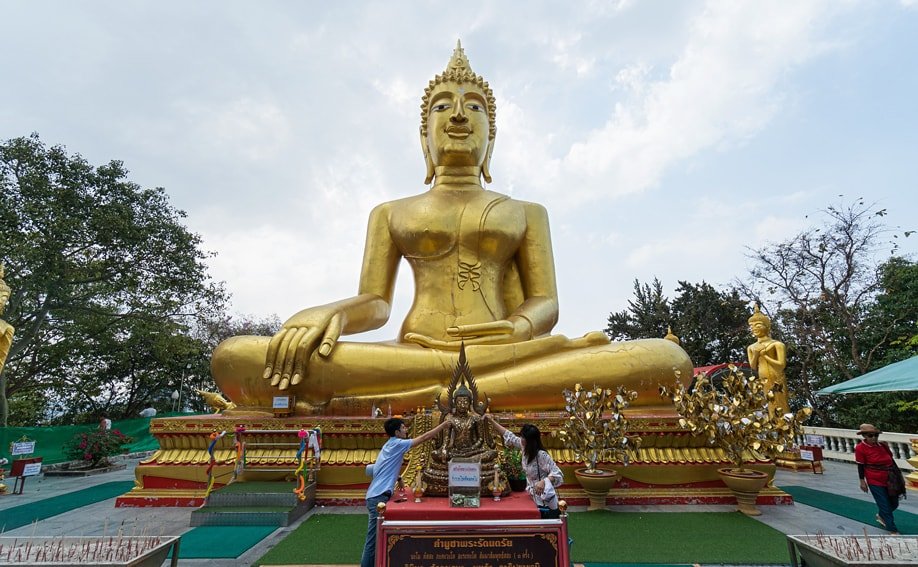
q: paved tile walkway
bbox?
[0,456,914,566]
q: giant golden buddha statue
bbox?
[212,42,692,416]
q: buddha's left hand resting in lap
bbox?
[212,42,692,416]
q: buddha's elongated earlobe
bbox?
[481,138,495,184]
[420,131,435,184]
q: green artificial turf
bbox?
[568,510,789,564]
[0,481,135,531]
[168,526,277,559]
[255,513,367,565]
[781,485,917,534]
[254,511,790,565]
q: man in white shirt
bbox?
[361,417,447,567]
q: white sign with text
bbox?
[448,460,481,488]
[11,441,36,456]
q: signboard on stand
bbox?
[272,395,294,418]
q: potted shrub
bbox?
[661,366,811,515]
[63,428,133,469]
[559,384,641,510]
[500,446,527,492]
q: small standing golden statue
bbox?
[746,304,789,415]
[0,265,15,380]
[421,346,508,496]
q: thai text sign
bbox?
[10,441,35,456]
[272,396,290,409]
[378,520,569,567]
[804,434,825,447]
[449,460,481,487]
[22,462,42,476]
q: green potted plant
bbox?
[559,384,641,510]
[500,446,527,492]
[661,366,811,515]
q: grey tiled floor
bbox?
[0,457,914,566]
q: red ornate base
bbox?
[115,412,793,508]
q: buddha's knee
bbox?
[212,335,270,385]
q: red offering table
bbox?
[385,492,540,521]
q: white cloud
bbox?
[175,97,291,163]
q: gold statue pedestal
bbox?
[115,410,791,508]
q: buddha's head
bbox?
[453,383,473,415]
[420,40,497,184]
[748,304,771,338]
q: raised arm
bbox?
[411,420,450,449]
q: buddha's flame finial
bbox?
[445,39,473,75]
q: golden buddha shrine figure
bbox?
[422,348,505,496]
[212,42,693,416]
[0,265,14,377]
[746,304,789,415]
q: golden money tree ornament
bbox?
[559,384,642,510]
[661,366,811,515]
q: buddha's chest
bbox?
[389,193,526,260]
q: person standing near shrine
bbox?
[485,415,563,516]
[855,423,900,534]
[361,417,448,567]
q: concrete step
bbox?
[189,481,316,527]
[190,504,309,526]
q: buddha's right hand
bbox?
[263,306,344,390]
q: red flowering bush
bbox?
[63,429,133,467]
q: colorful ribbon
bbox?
[203,430,226,500]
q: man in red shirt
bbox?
[854,423,899,534]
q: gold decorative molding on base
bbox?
[118,412,789,506]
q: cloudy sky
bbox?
[2,1,916,342]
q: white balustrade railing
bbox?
[796,426,916,471]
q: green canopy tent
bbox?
[817,355,918,394]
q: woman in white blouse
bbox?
[486,414,563,510]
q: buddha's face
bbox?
[426,81,490,168]
[454,395,471,414]
[750,321,769,338]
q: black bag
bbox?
[538,505,561,519]
[887,464,906,497]
[881,443,907,498]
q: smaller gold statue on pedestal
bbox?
[421,347,508,497]
[746,304,789,416]
[0,265,15,380]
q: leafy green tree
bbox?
[670,281,750,366]
[0,134,227,426]
[605,278,672,342]
[605,278,749,367]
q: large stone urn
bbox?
[574,468,618,511]
[717,467,769,516]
